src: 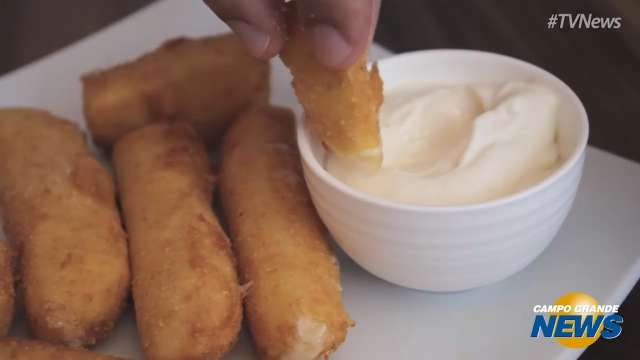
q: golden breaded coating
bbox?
[280,12,383,164]
[0,241,14,336]
[113,123,242,360]
[0,338,125,359]
[220,106,353,359]
[0,109,130,346]
[83,33,270,148]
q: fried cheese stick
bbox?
[280,10,383,165]
[113,123,242,360]
[0,109,130,346]
[83,33,270,148]
[0,241,14,336]
[0,338,126,360]
[220,106,353,359]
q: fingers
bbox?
[297,0,380,69]
[204,0,285,59]
[205,0,381,69]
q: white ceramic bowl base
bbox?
[297,50,589,292]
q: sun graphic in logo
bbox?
[551,292,603,348]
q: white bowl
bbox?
[296,50,589,292]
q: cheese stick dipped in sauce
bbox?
[113,123,242,360]
[281,5,383,166]
[220,106,353,359]
[0,109,130,346]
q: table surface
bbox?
[0,0,638,358]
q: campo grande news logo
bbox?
[530,292,623,348]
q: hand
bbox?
[204,0,380,69]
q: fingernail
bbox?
[227,21,270,58]
[310,24,353,69]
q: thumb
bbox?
[296,0,380,69]
[204,0,285,59]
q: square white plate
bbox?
[1,1,639,359]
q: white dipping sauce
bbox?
[326,82,562,205]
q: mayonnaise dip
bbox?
[326,82,562,205]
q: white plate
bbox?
[2,1,639,359]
